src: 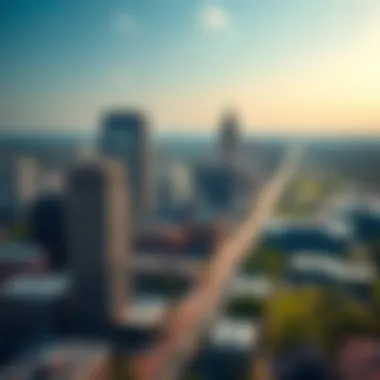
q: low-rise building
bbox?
[195,319,260,380]
[0,242,47,284]
[262,218,353,254]
[228,275,274,300]
[338,336,380,380]
[289,253,375,284]
[0,274,70,365]
[1,341,111,380]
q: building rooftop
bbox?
[228,275,274,300]
[210,318,259,350]
[2,273,71,300]
[328,193,380,216]
[265,218,353,239]
[290,254,375,283]
[2,341,110,380]
[0,241,43,262]
[122,296,169,328]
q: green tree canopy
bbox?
[243,245,285,280]
[262,286,380,354]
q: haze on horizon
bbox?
[1,0,380,135]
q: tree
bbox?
[11,219,31,240]
[325,296,380,357]
[262,285,380,356]
[180,372,204,380]
[226,295,264,319]
[369,278,380,327]
[263,287,327,351]
[243,245,285,280]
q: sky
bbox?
[1,0,380,135]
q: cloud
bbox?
[111,12,137,35]
[200,4,231,31]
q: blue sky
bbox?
[1,0,380,134]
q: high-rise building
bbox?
[29,193,67,271]
[100,110,154,228]
[0,156,39,220]
[194,161,239,212]
[67,158,130,333]
[219,111,241,166]
[156,162,194,221]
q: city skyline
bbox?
[1,0,380,134]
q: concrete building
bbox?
[289,252,375,285]
[29,193,67,271]
[157,162,193,205]
[327,195,380,243]
[183,221,226,258]
[262,218,353,254]
[67,158,130,333]
[0,241,47,284]
[1,342,111,380]
[40,170,66,195]
[338,337,380,380]
[0,274,70,364]
[100,110,154,228]
[194,161,239,213]
[155,161,194,222]
[130,253,203,279]
[228,275,274,300]
[210,318,259,350]
[0,156,39,220]
[219,111,241,167]
[196,319,259,380]
[121,296,168,329]
[272,344,332,380]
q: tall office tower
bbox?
[0,156,39,220]
[219,111,241,167]
[67,158,130,333]
[100,110,154,228]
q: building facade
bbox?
[219,111,241,167]
[67,158,130,332]
[100,111,154,228]
[0,156,39,221]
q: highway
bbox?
[131,148,301,380]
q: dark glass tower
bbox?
[100,110,154,227]
[219,111,241,167]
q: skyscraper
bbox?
[100,110,153,228]
[219,111,241,167]
[67,158,130,332]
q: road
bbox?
[131,148,301,380]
